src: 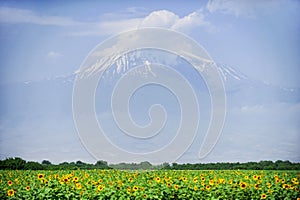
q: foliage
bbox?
[167,161,300,170]
[110,161,156,170]
[41,160,52,165]
[1,158,300,171]
[0,158,111,170]
[0,169,299,199]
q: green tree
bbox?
[42,160,52,165]
[25,161,44,170]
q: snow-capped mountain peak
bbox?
[216,63,248,82]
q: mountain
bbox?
[215,63,300,107]
[1,60,299,163]
[1,60,299,121]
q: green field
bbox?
[1,169,299,199]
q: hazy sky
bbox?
[0,0,299,164]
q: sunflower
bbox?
[133,186,138,192]
[7,189,14,197]
[73,177,79,183]
[37,174,44,180]
[240,182,247,189]
[206,185,211,190]
[182,177,187,182]
[209,180,214,186]
[174,185,179,190]
[7,180,13,186]
[193,177,198,183]
[282,184,289,189]
[155,177,161,183]
[254,184,260,190]
[194,186,198,191]
[292,178,298,183]
[75,183,81,189]
[244,176,249,180]
[261,193,267,199]
[219,178,226,184]
[143,194,147,198]
[25,186,30,191]
[97,185,104,191]
[253,175,258,180]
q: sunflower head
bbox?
[155,177,161,183]
[25,186,30,191]
[206,185,211,190]
[37,174,44,180]
[240,182,247,189]
[7,180,13,186]
[97,185,104,191]
[7,189,15,197]
[76,183,82,190]
[73,177,79,182]
[133,186,138,192]
[261,193,267,199]
[174,184,179,190]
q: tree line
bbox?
[0,157,110,170]
[165,160,300,170]
[0,157,299,170]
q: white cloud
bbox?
[47,51,63,59]
[206,0,282,17]
[0,7,82,26]
[139,10,180,28]
[240,104,264,113]
[0,6,213,36]
[140,9,215,33]
[69,9,214,37]
[172,10,215,32]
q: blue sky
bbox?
[0,0,299,164]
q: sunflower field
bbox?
[1,169,299,199]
